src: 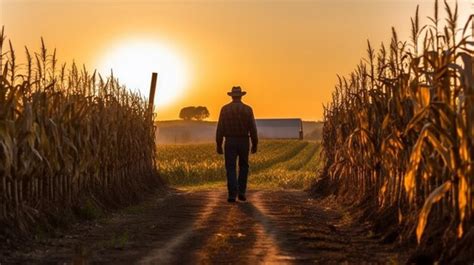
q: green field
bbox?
[156,140,322,189]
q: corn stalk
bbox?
[0,28,160,232]
[321,0,473,250]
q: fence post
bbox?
[149,72,158,164]
[149,72,158,117]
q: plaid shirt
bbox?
[216,100,258,147]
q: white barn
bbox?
[256,119,303,139]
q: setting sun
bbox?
[97,40,190,107]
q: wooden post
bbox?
[149,72,158,116]
[149,72,158,154]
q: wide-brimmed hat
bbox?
[227,86,247,96]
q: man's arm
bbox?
[249,108,258,152]
[216,108,225,154]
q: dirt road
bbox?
[2,188,406,264]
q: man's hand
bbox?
[217,145,224,154]
[251,145,257,154]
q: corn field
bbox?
[157,140,321,188]
[0,28,159,232]
[321,1,473,249]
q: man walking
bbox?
[216,86,258,202]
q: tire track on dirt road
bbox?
[138,191,220,264]
[254,190,406,264]
[188,191,293,265]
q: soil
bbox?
[0,188,408,264]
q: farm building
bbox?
[156,118,310,143]
[256,119,303,139]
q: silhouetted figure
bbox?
[216,86,258,202]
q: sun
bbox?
[97,40,189,107]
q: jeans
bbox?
[224,137,250,198]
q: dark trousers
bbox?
[224,137,250,198]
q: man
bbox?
[216,86,258,203]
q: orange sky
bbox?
[1,0,472,121]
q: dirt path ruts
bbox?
[1,188,405,264]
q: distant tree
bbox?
[179,106,210,121]
[179,106,195,120]
[194,106,210,121]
